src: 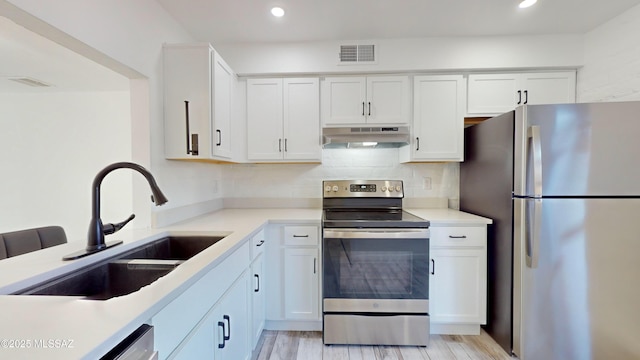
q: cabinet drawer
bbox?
[284,226,318,246]
[251,228,266,260]
[430,226,486,248]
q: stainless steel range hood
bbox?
[322,126,410,148]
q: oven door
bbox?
[322,228,429,314]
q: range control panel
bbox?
[323,180,404,198]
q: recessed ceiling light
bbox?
[271,7,285,17]
[519,0,537,8]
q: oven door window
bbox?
[323,237,429,300]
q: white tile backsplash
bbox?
[222,148,459,208]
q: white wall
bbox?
[0,91,131,243]
[577,3,640,102]
[5,0,638,232]
[218,35,584,75]
[3,0,225,228]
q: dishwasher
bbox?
[100,324,157,360]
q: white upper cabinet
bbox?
[400,75,465,162]
[467,71,576,115]
[247,78,320,162]
[284,79,322,160]
[213,55,234,159]
[246,78,282,161]
[520,72,576,105]
[163,43,235,161]
[321,77,366,125]
[321,76,410,126]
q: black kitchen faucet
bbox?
[63,162,168,260]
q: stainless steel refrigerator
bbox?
[460,102,640,360]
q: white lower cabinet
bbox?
[430,249,485,324]
[170,312,215,359]
[283,247,319,320]
[265,223,321,330]
[153,240,251,360]
[249,229,266,350]
[171,272,250,360]
[250,251,266,348]
[145,218,489,357]
[212,272,250,359]
[429,225,487,335]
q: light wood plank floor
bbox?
[255,330,515,360]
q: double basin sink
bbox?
[14,235,226,300]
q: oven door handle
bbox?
[323,229,429,239]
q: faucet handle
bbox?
[103,214,136,235]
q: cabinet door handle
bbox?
[293,234,309,238]
[524,90,528,104]
[185,101,191,154]
[362,102,365,116]
[217,321,226,348]
[254,274,260,292]
[279,138,282,152]
[216,129,222,146]
[284,138,288,152]
[449,235,467,239]
[517,90,522,105]
[256,240,265,247]
[416,137,420,151]
[431,259,435,275]
[184,101,199,156]
[314,258,317,274]
[368,102,371,116]
[223,315,231,341]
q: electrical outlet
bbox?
[423,177,432,190]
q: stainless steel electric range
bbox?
[322,180,430,346]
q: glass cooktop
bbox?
[322,209,430,228]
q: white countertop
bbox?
[406,208,493,225]
[0,207,490,359]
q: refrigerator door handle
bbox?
[526,199,542,268]
[527,125,543,197]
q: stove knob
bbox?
[388,187,394,192]
[381,186,387,192]
[395,185,402,192]
[332,185,339,192]
[325,185,332,192]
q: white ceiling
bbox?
[2,1,639,93]
[0,16,129,93]
[156,0,640,44]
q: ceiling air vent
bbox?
[339,44,376,64]
[8,77,51,87]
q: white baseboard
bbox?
[264,320,322,331]
[430,323,481,335]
